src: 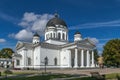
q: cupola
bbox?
[74,31,82,42]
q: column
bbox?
[69,50,71,67]
[80,49,84,67]
[45,33,46,40]
[65,32,66,40]
[74,48,78,68]
[52,32,54,38]
[91,50,95,67]
[86,50,90,67]
[61,32,62,40]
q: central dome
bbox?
[46,13,67,27]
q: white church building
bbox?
[13,13,96,69]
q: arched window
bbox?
[50,33,52,39]
[54,57,57,65]
[66,35,67,40]
[58,33,61,40]
[28,58,31,66]
[16,60,20,66]
[54,33,55,38]
[63,33,65,40]
[44,56,48,65]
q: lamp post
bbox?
[44,57,48,73]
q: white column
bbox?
[91,50,95,67]
[65,32,66,40]
[86,50,90,67]
[61,32,62,40]
[74,48,78,68]
[69,50,71,67]
[45,33,46,40]
[52,32,54,38]
[80,49,84,67]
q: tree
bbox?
[0,48,14,58]
[102,39,120,67]
[94,49,99,64]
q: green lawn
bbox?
[0,74,73,80]
[0,71,120,80]
[105,73,120,79]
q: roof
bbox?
[13,53,22,58]
[46,13,67,27]
[16,39,95,50]
[16,41,33,50]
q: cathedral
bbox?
[13,13,96,69]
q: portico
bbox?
[69,47,95,68]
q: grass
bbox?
[0,70,120,80]
[105,73,120,79]
[0,74,73,80]
[70,77,96,80]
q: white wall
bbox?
[33,46,41,68]
[40,48,60,67]
[60,50,71,68]
[45,39,67,45]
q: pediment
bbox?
[16,41,24,49]
[78,38,96,48]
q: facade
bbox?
[13,13,96,69]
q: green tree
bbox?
[94,49,99,64]
[0,48,14,58]
[102,39,120,67]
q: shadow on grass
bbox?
[0,73,81,80]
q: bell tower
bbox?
[32,32,40,44]
[74,31,82,42]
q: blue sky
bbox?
[0,0,120,54]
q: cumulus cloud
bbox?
[9,12,54,41]
[18,12,53,33]
[15,29,33,41]
[0,39,6,43]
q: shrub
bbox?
[4,69,13,74]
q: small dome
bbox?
[74,31,81,35]
[46,13,67,27]
[33,32,40,37]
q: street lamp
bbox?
[44,57,48,73]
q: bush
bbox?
[4,69,13,74]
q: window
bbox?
[44,56,48,65]
[54,33,55,38]
[58,33,61,40]
[66,35,67,40]
[54,57,57,65]
[63,33,65,40]
[16,60,20,66]
[50,33,52,38]
[28,58,31,66]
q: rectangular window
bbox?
[28,58,31,66]
[16,60,20,66]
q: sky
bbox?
[0,0,120,54]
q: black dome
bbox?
[33,32,40,37]
[46,14,67,27]
[74,31,81,35]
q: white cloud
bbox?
[69,19,120,30]
[9,12,54,41]
[15,29,33,41]
[0,39,6,43]
[88,37,99,44]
